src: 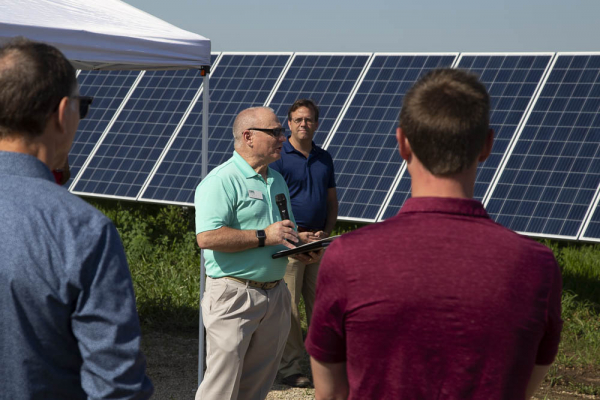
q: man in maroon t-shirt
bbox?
[306,69,563,400]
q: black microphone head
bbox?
[275,193,286,204]
[275,193,289,220]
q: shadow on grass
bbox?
[562,272,600,310]
[138,299,199,333]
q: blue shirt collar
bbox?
[282,137,322,157]
[0,151,54,182]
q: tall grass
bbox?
[89,200,600,378]
[89,199,201,331]
[541,241,600,372]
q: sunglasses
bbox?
[76,96,94,119]
[249,127,286,138]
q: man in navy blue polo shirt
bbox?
[270,99,338,388]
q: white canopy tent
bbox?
[0,0,210,69]
[0,0,211,386]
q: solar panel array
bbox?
[380,53,554,220]
[325,54,458,221]
[72,69,204,199]
[69,52,600,242]
[267,53,370,146]
[67,70,142,189]
[140,53,292,204]
[486,54,600,240]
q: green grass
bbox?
[88,200,600,387]
[89,199,201,331]
[542,240,600,368]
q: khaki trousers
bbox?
[196,277,291,400]
[278,257,320,378]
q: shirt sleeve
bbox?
[72,221,153,399]
[535,258,563,365]
[305,239,347,363]
[195,175,234,234]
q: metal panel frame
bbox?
[579,183,600,242]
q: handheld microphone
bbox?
[275,193,290,220]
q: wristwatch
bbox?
[256,230,266,247]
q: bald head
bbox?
[233,107,276,148]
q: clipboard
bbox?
[272,235,340,259]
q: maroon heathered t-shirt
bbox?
[306,197,562,400]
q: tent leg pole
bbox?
[198,72,210,388]
[198,250,206,387]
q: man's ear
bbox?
[478,128,494,162]
[55,96,71,134]
[242,129,253,147]
[396,127,412,161]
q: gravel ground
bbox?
[142,330,597,400]
[142,330,315,399]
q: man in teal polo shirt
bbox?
[194,107,315,400]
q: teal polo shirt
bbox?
[195,151,295,282]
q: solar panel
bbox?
[324,53,457,222]
[580,192,600,241]
[465,54,553,200]
[378,54,552,221]
[139,53,292,205]
[267,53,371,146]
[67,70,141,188]
[485,53,600,239]
[71,69,203,199]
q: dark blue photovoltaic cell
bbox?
[328,54,456,221]
[141,53,291,204]
[67,70,140,188]
[380,55,551,221]
[487,55,600,237]
[268,54,370,146]
[72,69,203,198]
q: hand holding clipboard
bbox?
[272,235,340,259]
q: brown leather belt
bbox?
[297,226,319,233]
[223,276,281,290]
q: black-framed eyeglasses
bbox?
[291,117,315,125]
[249,127,286,138]
[76,96,94,119]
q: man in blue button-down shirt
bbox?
[0,38,153,399]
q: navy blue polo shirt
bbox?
[270,138,336,230]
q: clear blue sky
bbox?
[123,0,600,53]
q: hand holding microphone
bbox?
[275,193,322,264]
[264,193,298,249]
